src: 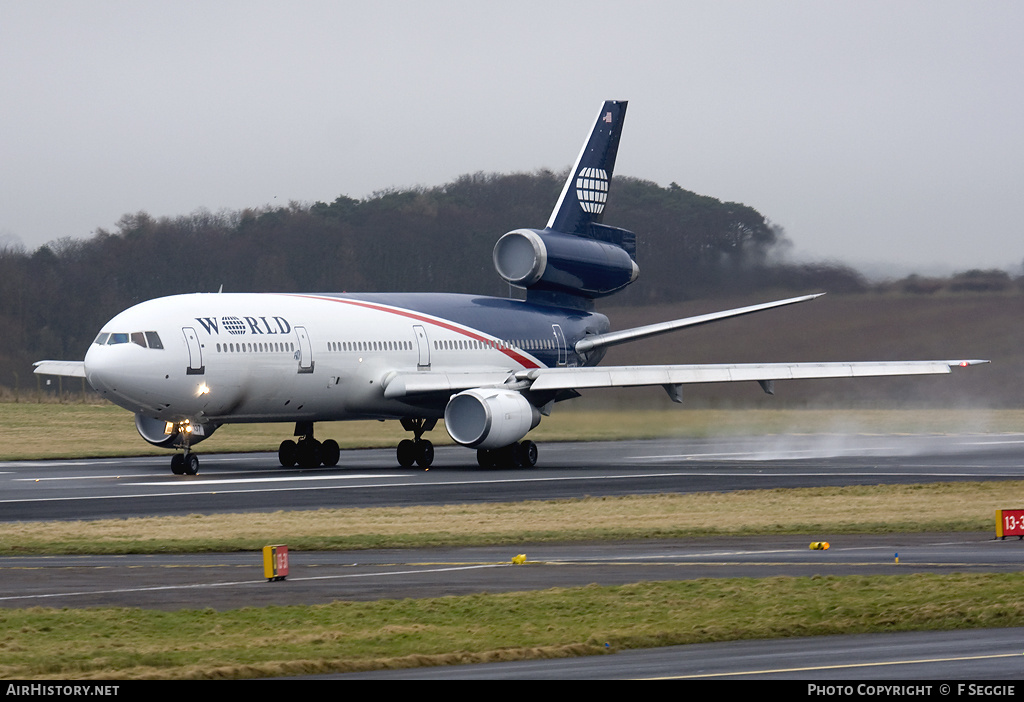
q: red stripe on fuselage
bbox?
[282,293,543,369]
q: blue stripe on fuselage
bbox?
[294,292,610,368]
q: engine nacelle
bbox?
[493,228,638,299]
[444,388,541,450]
[134,413,218,448]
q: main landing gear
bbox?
[395,418,539,469]
[476,440,538,469]
[278,422,340,468]
[397,418,435,467]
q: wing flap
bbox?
[33,361,87,378]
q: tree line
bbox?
[0,171,1013,391]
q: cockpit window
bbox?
[103,331,164,349]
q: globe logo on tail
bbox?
[576,167,608,214]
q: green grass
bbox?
[1,482,1017,555]
[3,573,1023,679]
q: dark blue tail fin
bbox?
[492,100,637,309]
[546,100,628,235]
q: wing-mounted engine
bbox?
[493,227,638,301]
[443,388,541,450]
[134,413,218,448]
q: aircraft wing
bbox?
[382,359,987,401]
[382,370,517,399]
[33,360,87,378]
[520,360,987,394]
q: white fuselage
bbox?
[84,292,608,427]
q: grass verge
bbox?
[0,481,1018,555]
[3,573,1023,679]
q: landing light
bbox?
[197,383,210,396]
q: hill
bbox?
[2,172,1019,407]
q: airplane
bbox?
[33,100,987,475]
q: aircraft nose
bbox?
[84,342,162,413]
[83,343,116,392]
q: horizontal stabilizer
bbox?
[33,360,86,378]
[575,293,825,354]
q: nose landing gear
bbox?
[170,451,200,475]
[168,420,201,475]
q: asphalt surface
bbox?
[2,433,1023,679]
[325,627,1024,681]
[0,532,1019,610]
[3,433,1024,521]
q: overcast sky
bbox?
[2,1,1021,276]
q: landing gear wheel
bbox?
[518,440,538,468]
[296,438,322,468]
[321,439,340,467]
[183,453,200,475]
[171,453,185,475]
[397,439,417,467]
[416,439,434,468]
[498,443,522,469]
[476,449,495,469]
[278,440,298,467]
[397,417,437,468]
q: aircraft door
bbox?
[182,327,204,375]
[552,324,567,367]
[295,326,314,374]
[413,325,431,370]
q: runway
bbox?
[2,433,1023,522]
[325,627,1024,680]
[0,533,1019,610]
[2,433,1023,679]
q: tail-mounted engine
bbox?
[444,388,541,450]
[493,227,638,301]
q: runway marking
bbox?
[0,461,95,467]
[122,474,405,486]
[0,563,508,604]
[16,473,184,481]
[648,652,1024,679]
[2,470,1022,506]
